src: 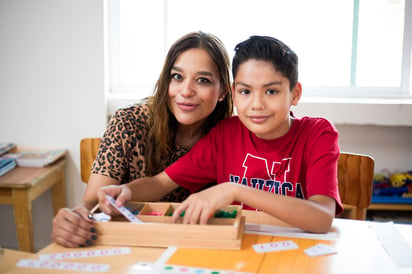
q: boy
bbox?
[98,36,343,233]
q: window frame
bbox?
[105,0,412,126]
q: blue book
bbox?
[0,158,16,176]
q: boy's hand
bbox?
[172,183,236,224]
[97,185,132,215]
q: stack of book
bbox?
[9,149,67,167]
[0,158,16,176]
[0,142,15,155]
[0,142,17,176]
[0,143,67,174]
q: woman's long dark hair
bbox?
[144,31,232,176]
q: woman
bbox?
[52,31,232,248]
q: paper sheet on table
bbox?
[369,221,412,268]
[245,223,338,240]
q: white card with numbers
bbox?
[253,240,298,253]
[304,243,337,257]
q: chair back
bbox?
[338,152,375,220]
[80,138,101,183]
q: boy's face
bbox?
[232,59,301,140]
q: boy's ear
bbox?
[291,82,302,106]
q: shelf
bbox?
[368,203,412,211]
[368,195,412,211]
[371,195,412,204]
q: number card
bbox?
[253,240,298,253]
[304,243,337,257]
[39,247,131,261]
[16,259,110,272]
[93,212,111,222]
[131,262,254,274]
[105,194,143,223]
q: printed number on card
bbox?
[253,240,298,253]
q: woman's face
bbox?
[168,48,223,127]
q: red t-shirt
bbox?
[165,114,343,215]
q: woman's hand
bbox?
[52,174,120,248]
[172,183,237,224]
[97,184,132,215]
[52,205,97,248]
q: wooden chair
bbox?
[80,138,101,183]
[338,152,375,220]
[80,138,374,220]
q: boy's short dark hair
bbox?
[232,36,298,90]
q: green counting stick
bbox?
[165,211,185,217]
[169,210,236,218]
[214,210,237,218]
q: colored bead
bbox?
[214,210,237,218]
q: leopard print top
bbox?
[91,100,191,202]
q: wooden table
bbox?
[0,158,67,252]
[167,218,412,274]
[1,218,411,273]
[0,248,34,273]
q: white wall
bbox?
[335,125,412,173]
[0,0,411,252]
[0,0,107,250]
[291,106,412,173]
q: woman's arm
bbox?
[97,171,179,214]
[53,103,152,247]
[81,174,120,209]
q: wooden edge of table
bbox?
[368,203,412,211]
[0,248,36,273]
[0,157,67,188]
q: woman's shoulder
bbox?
[111,99,151,126]
[113,98,150,117]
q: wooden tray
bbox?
[94,202,244,250]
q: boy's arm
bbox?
[173,183,335,233]
[97,172,179,215]
[234,184,335,233]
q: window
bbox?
[108,0,411,100]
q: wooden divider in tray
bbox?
[94,202,245,250]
